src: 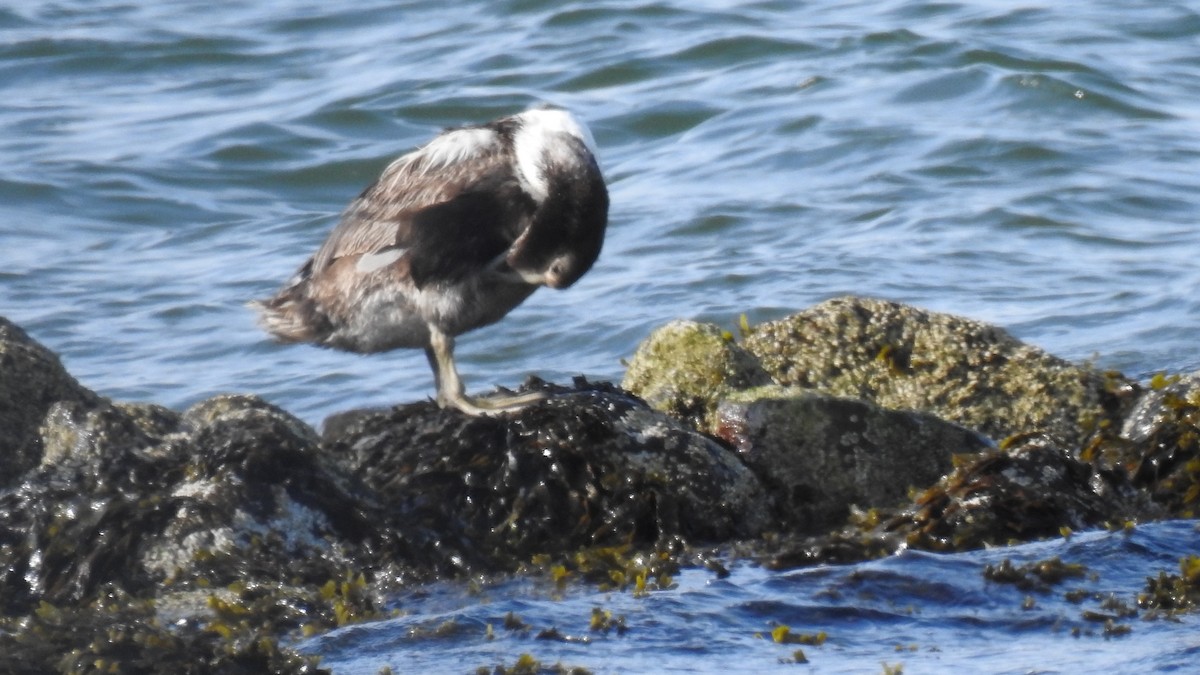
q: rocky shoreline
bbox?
[2,296,1198,672]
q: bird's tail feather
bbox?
[248,291,331,345]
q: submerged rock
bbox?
[715,385,991,533]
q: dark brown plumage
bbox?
[251,107,608,414]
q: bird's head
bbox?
[507,108,608,289]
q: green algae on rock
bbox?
[621,320,771,434]
[715,385,991,533]
[741,296,1132,447]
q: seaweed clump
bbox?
[1139,555,1200,616]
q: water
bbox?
[4,1,1200,671]
[5,0,1200,423]
[305,521,1200,674]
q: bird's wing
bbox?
[403,172,534,287]
[310,125,513,274]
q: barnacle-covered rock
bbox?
[621,320,771,434]
[741,296,1132,447]
[714,385,991,532]
[0,316,101,486]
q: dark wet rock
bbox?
[0,316,101,486]
[2,393,373,613]
[1081,371,1200,515]
[326,379,771,575]
[741,297,1134,447]
[0,364,770,672]
[40,400,182,466]
[763,435,1161,569]
[714,385,992,533]
[0,587,326,675]
[622,320,772,434]
[896,435,1159,551]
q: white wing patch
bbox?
[408,127,496,174]
[355,248,405,274]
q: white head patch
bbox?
[513,108,598,202]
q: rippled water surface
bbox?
[5,0,1200,423]
[302,521,1200,674]
[4,2,1200,671]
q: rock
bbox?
[40,401,181,466]
[326,379,771,575]
[140,394,374,589]
[714,385,991,532]
[1119,372,1197,445]
[0,371,772,672]
[0,308,1180,671]
[763,435,1161,569]
[1094,371,1200,514]
[622,320,771,434]
[741,296,1130,447]
[0,316,100,485]
[898,435,1160,551]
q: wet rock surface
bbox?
[0,317,100,486]
[325,380,771,576]
[0,298,1195,671]
[715,385,992,533]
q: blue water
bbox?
[305,521,1200,674]
[4,1,1200,671]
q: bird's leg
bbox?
[425,327,547,415]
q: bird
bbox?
[250,106,608,415]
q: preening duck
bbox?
[251,106,608,415]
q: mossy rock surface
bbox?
[621,320,771,434]
[741,296,1130,447]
